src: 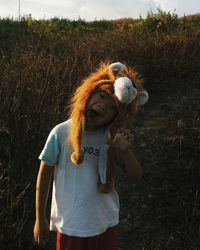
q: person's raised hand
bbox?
[107,128,134,152]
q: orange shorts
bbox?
[56,224,119,250]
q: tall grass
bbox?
[0,10,200,249]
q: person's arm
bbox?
[122,148,142,182]
[33,160,54,248]
[109,128,142,182]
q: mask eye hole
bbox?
[132,81,136,88]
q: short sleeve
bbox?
[39,127,61,166]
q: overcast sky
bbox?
[0,0,199,20]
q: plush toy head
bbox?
[69,62,149,166]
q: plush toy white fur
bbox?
[110,62,149,105]
[109,62,126,72]
[113,77,138,104]
[138,90,149,105]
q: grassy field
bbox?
[0,10,200,249]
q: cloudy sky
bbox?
[0,0,199,20]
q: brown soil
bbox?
[116,71,200,250]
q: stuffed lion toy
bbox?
[68,62,149,193]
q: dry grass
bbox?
[0,17,200,249]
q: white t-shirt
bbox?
[39,119,119,237]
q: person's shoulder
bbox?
[54,119,71,130]
[51,119,71,136]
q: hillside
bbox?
[0,11,200,249]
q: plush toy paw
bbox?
[71,151,84,165]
